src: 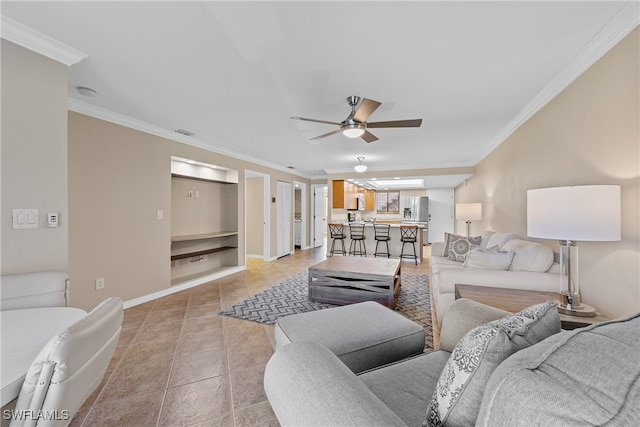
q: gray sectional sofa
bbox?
[264,299,640,426]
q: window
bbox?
[376,191,400,213]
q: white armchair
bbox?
[9,297,123,427]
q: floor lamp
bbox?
[455,203,482,237]
[527,185,621,317]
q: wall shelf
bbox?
[170,246,237,261]
[171,231,238,242]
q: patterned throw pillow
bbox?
[423,302,560,427]
[443,233,481,262]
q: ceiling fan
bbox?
[291,96,422,143]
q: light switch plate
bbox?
[13,209,39,229]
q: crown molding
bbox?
[67,98,312,179]
[1,16,87,66]
[479,1,640,163]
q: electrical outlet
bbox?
[95,277,105,290]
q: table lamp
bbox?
[527,185,621,317]
[455,203,482,237]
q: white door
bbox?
[312,185,326,248]
[426,188,454,243]
[277,181,292,257]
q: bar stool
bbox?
[348,223,367,257]
[328,223,347,256]
[400,225,419,265]
[373,224,391,258]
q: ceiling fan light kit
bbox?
[354,157,367,173]
[291,95,422,143]
[342,124,365,138]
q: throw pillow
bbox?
[444,233,481,262]
[463,247,515,270]
[501,239,554,272]
[423,302,560,427]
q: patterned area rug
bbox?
[220,271,434,350]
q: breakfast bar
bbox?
[340,222,425,262]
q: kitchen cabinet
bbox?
[365,189,376,210]
[332,180,345,209]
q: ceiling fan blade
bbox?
[309,129,343,141]
[367,119,423,128]
[291,116,342,126]
[353,98,382,123]
[360,130,379,143]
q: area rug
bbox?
[220,271,433,349]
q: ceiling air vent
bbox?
[174,129,195,137]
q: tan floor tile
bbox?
[169,349,228,387]
[133,320,182,343]
[146,306,187,324]
[159,376,232,426]
[119,337,178,367]
[224,319,270,348]
[233,401,280,427]
[186,301,222,318]
[229,364,268,410]
[181,315,223,335]
[97,358,171,403]
[176,328,226,355]
[226,336,274,372]
[83,391,164,426]
[187,413,235,427]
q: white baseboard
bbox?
[123,265,246,309]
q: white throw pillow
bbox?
[463,247,515,270]
[502,239,554,272]
[485,232,517,249]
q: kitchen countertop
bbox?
[344,222,424,228]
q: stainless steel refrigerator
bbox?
[401,196,429,244]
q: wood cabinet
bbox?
[332,179,345,209]
[365,189,375,210]
[333,180,376,210]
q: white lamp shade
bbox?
[527,185,621,241]
[455,203,482,221]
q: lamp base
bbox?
[557,292,596,317]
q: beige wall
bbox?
[455,28,640,319]
[246,177,264,256]
[68,112,307,310]
[1,40,69,274]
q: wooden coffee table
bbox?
[454,284,609,329]
[308,257,401,308]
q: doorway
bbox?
[294,181,307,249]
[245,170,270,260]
[276,180,292,257]
[311,184,327,248]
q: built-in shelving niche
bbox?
[170,156,239,286]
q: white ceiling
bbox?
[2,1,637,186]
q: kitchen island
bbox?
[339,222,424,262]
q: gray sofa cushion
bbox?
[424,302,560,426]
[264,341,407,426]
[275,301,425,373]
[438,298,511,353]
[477,313,640,426]
[359,351,451,427]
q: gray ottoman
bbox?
[275,301,425,374]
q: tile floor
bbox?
[71,245,431,427]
